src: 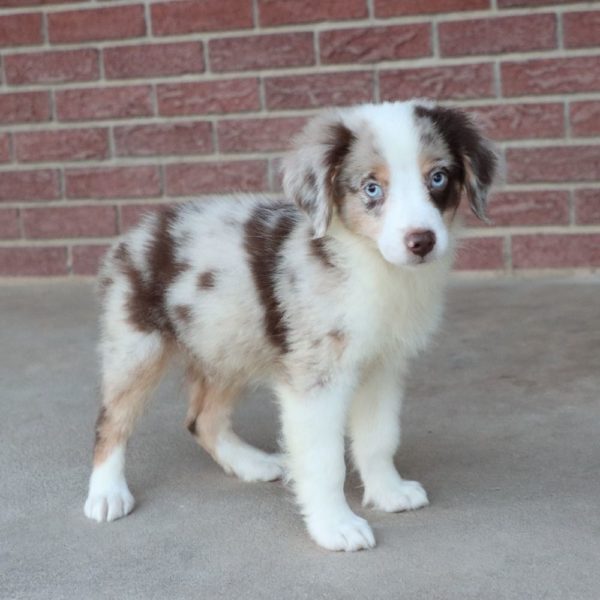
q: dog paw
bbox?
[307,512,376,552]
[221,450,286,483]
[84,483,135,523]
[364,478,429,513]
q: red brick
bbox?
[574,189,600,225]
[439,14,556,57]
[468,103,564,140]
[48,5,145,44]
[0,13,42,46]
[218,117,306,153]
[454,237,505,270]
[72,244,110,276]
[23,205,117,239]
[15,128,108,163]
[0,170,60,202]
[158,79,260,116]
[152,0,253,35]
[499,0,584,7]
[166,160,268,196]
[0,134,10,163]
[512,234,600,269]
[563,11,600,49]
[66,166,161,200]
[570,101,600,137]
[269,156,284,192]
[464,190,569,227]
[375,0,488,17]
[259,0,367,26]
[56,86,153,122]
[209,33,314,73]
[0,92,50,125]
[320,24,431,65]
[380,63,494,101]
[502,57,600,97]
[0,246,67,276]
[4,49,99,86]
[0,209,20,239]
[0,0,84,5]
[104,42,204,80]
[507,145,600,183]
[114,122,213,157]
[265,71,373,110]
[120,203,171,231]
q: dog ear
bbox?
[459,115,498,222]
[417,105,498,221]
[282,111,356,238]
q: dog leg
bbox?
[186,375,284,482]
[349,362,428,513]
[84,329,169,523]
[277,380,375,552]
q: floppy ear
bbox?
[281,110,356,238]
[418,106,498,221]
[458,114,498,222]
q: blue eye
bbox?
[364,182,383,200]
[430,170,448,190]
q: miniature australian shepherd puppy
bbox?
[84,100,497,551]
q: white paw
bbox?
[307,511,376,552]
[364,478,429,513]
[84,482,135,523]
[220,449,286,483]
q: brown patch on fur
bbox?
[186,373,240,458]
[116,208,189,335]
[244,204,299,353]
[414,104,497,220]
[372,163,390,188]
[326,123,358,208]
[198,270,216,290]
[174,304,192,324]
[328,329,347,359]
[310,237,336,269]
[332,125,390,244]
[94,405,107,447]
[98,277,113,295]
[93,347,171,466]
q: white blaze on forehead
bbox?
[348,101,421,165]
[345,101,449,266]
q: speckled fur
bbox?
[84,100,497,551]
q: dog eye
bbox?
[429,170,448,191]
[364,182,383,200]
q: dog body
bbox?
[85,100,496,551]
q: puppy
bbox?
[84,100,497,551]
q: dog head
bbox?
[282,100,498,267]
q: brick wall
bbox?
[0,0,598,277]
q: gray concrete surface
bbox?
[1,278,599,600]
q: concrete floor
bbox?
[1,278,599,599]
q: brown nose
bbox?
[405,230,436,258]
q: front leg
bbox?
[277,379,375,552]
[349,362,429,513]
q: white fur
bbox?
[213,433,286,482]
[84,445,134,522]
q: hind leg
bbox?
[185,372,284,482]
[84,328,170,522]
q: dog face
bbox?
[282,101,497,267]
